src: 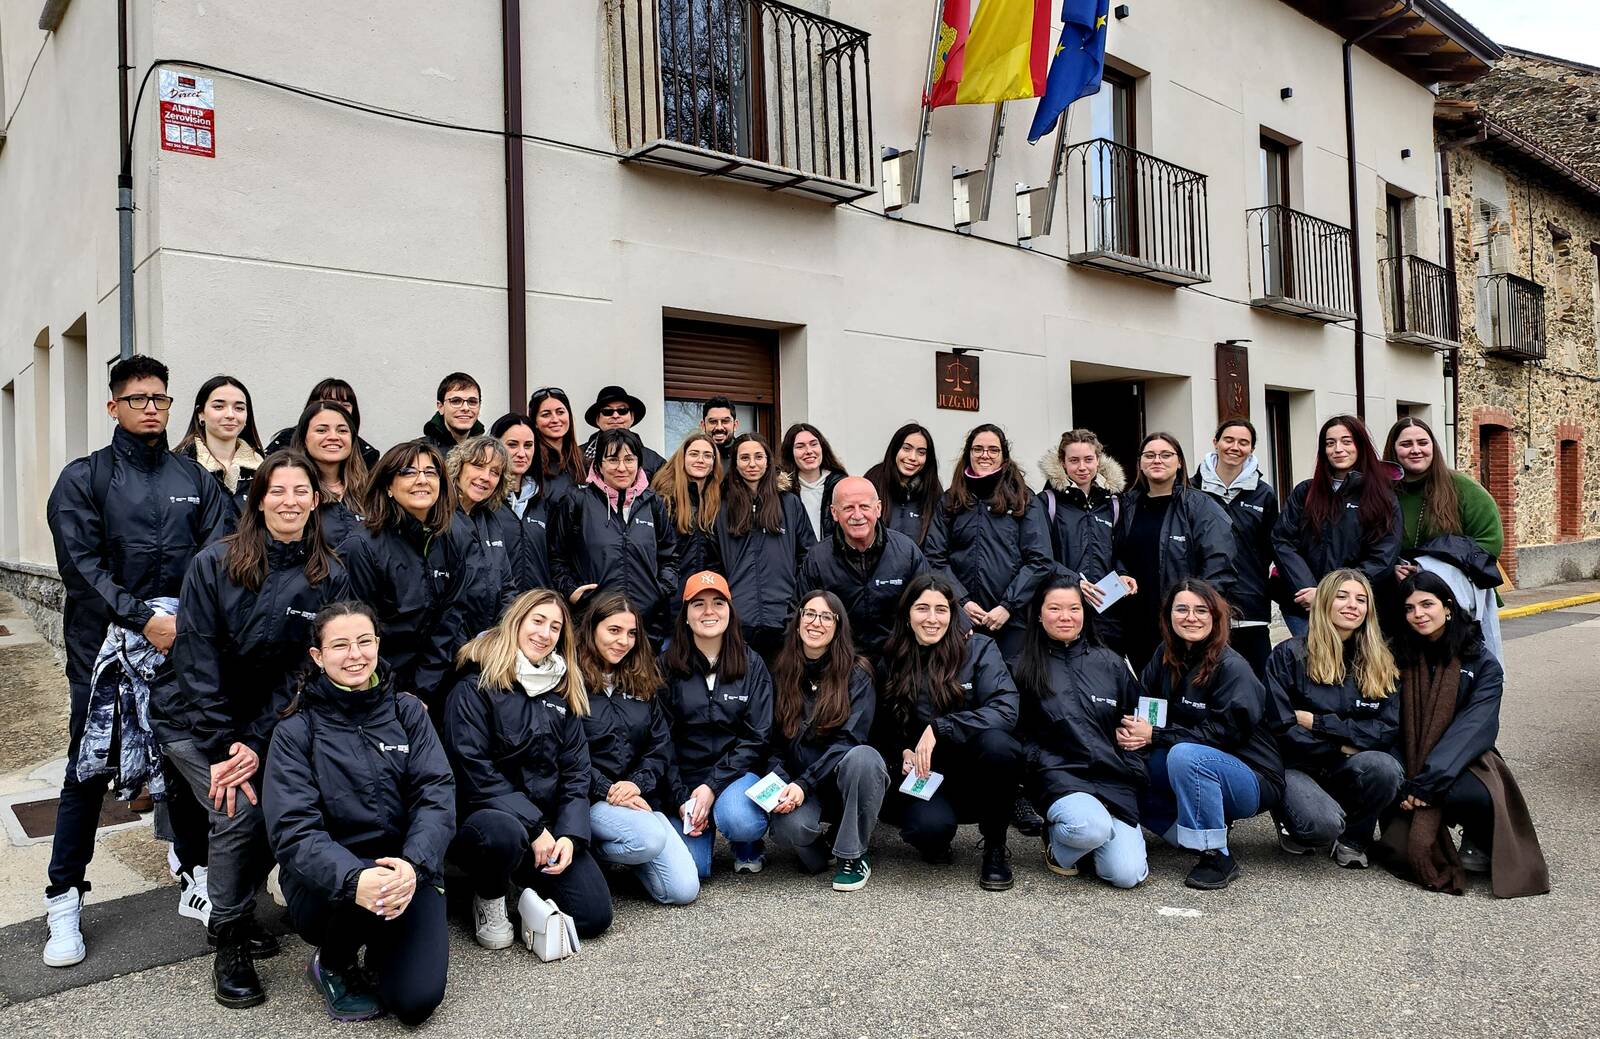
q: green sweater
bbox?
[1395,470,1504,559]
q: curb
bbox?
[1499,591,1600,620]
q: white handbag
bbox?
[517,888,580,962]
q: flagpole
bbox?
[1041,104,1072,235]
[977,101,1006,221]
[910,0,946,204]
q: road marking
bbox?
[1157,906,1204,918]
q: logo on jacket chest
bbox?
[1352,699,1381,711]
[377,741,410,754]
[1094,517,1113,528]
[542,700,568,717]
[1180,697,1206,710]
[430,568,451,580]
[284,606,315,620]
[169,495,200,505]
[1240,503,1264,514]
[1089,695,1118,707]
[484,539,505,549]
[874,578,904,588]
[1169,535,1187,543]
[720,692,749,703]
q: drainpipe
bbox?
[501,0,529,412]
[1437,145,1460,464]
[117,0,135,359]
[1342,0,1414,420]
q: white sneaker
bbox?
[166,845,182,877]
[1331,840,1369,869]
[177,866,212,927]
[43,890,86,967]
[732,854,765,875]
[473,894,515,950]
[266,865,287,908]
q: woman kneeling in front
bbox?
[444,589,615,950]
[1119,579,1284,890]
[572,591,699,905]
[1012,576,1148,888]
[1266,569,1403,869]
[1383,572,1548,898]
[766,591,889,891]
[264,602,455,1025]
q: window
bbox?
[1265,389,1294,505]
[662,318,779,451]
[1,382,17,561]
[659,0,760,160]
[1259,135,1292,297]
[63,316,88,459]
[1558,438,1582,541]
[1085,69,1139,257]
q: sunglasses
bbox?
[599,406,632,418]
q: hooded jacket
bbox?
[338,513,484,707]
[800,524,931,657]
[421,412,484,453]
[265,425,381,468]
[48,426,232,636]
[550,475,680,627]
[1272,471,1403,613]
[1113,482,1236,604]
[1036,448,1127,584]
[264,669,456,899]
[1191,454,1280,623]
[443,670,594,845]
[1401,644,1504,802]
[768,660,877,797]
[943,485,1055,617]
[178,438,263,520]
[657,646,774,801]
[708,491,817,633]
[583,685,676,810]
[872,633,1018,757]
[1264,636,1399,772]
[164,537,351,761]
[1019,636,1147,824]
[1140,645,1285,810]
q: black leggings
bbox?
[448,808,615,939]
[886,728,1022,851]
[1442,770,1495,854]
[284,874,448,1027]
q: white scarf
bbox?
[515,651,567,698]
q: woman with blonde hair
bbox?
[1265,568,1403,869]
[447,435,525,602]
[442,590,614,951]
[652,432,724,577]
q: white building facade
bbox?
[0,0,1497,597]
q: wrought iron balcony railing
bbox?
[1062,138,1210,285]
[1479,272,1546,361]
[1378,254,1460,350]
[610,0,874,203]
[1246,204,1355,322]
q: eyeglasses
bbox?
[1172,604,1211,617]
[1141,451,1178,462]
[599,406,631,418]
[323,636,379,652]
[443,396,480,408]
[970,446,1003,457]
[116,393,174,411]
[398,466,440,480]
[799,609,839,627]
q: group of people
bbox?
[39,357,1549,1026]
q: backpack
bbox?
[88,444,208,517]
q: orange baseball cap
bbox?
[683,570,732,602]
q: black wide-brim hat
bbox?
[584,385,647,428]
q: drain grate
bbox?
[9,793,142,839]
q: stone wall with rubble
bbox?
[1447,146,1600,584]
[0,563,65,663]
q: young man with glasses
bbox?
[581,385,665,479]
[42,355,231,968]
[422,372,484,452]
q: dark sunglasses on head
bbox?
[529,386,566,403]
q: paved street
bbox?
[1,605,1595,1039]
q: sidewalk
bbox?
[1499,578,1600,618]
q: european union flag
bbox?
[1027,0,1111,143]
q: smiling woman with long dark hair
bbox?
[175,375,265,517]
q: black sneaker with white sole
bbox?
[1184,850,1241,890]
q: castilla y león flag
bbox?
[927,0,1053,108]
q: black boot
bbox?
[1184,849,1242,891]
[208,914,280,958]
[1011,796,1044,837]
[213,921,266,1009]
[979,838,1014,891]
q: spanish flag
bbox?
[927,0,1053,109]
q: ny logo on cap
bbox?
[699,574,717,585]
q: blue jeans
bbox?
[1283,613,1309,638]
[1045,792,1149,888]
[1141,744,1262,853]
[589,803,700,905]
[673,772,770,879]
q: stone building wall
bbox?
[1447,146,1600,584]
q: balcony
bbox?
[1246,205,1356,322]
[1062,138,1210,285]
[610,0,875,204]
[1479,272,1546,361]
[1379,254,1460,351]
